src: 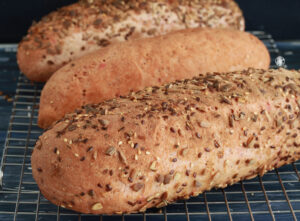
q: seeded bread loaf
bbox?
[32,68,300,214]
[38,28,270,129]
[17,0,245,82]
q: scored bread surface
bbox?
[38,28,270,129]
[32,68,300,214]
[17,0,245,82]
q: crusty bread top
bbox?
[32,68,300,214]
[21,0,244,52]
[17,0,244,82]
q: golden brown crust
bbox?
[38,28,270,129]
[32,68,300,214]
[17,0,245,82]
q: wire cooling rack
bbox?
[0,31,299,221]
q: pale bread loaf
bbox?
[38,28,270,129]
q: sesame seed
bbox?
[229,115,234,127]
[131,183,144,192]
[194,180,201,187]
[239,112,246,119]
[186,170,190,176]
[68,124,77,131]
[181,148,188,156]
[93,151,98,160]
[150,161,157,171]
[156,174,164,183]
[245,136,254,148]
[205,147,210,152]
[220,84,233,92]
[99,119,109,127]
[118,150,127,165]
[220,96,232,105]
[174,173,181,181]
[88,189,94,197]
[199,121,210,128]
[105,146,116,156]
[127,201,136,206]
[87,146,93,152]
[91,202,103,210]
[105,184,112,192]
[93,18,102,27]
[163,174,172,184]
[147,195,155,202]
[214,140,220,148]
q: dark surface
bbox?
[0,46,19,153]
[238,0,300,40]
[0,0,300,42]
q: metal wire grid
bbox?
[0,31,299,221]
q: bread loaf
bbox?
[38,28,270,129]
[17,0,245,82]
[32,68,300,214]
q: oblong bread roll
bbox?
[38,28,270,128]
[32,68,300,214]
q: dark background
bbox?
[0,0,299,42]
